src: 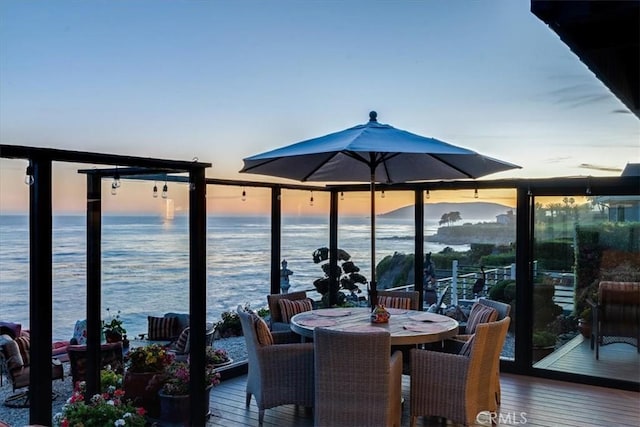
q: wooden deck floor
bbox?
[535,334,640,383]
[205,372,639,427]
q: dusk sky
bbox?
[1,1,638,214]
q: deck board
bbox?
[535,334,640,383]
[206,372,639,426]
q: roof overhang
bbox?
[531,1,640,118]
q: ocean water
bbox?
[0,214,468,341]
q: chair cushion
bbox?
[174,327,190,354]
[278,298,313,323]
[72,319,88,345]
[466,303,498,334]
[0,335,24,370]
[458,335,475,357]
[253,315,274,346]
[378,295,412,310]
[0,322,22,339]
[148,316,177,340]
[14,335,30,366]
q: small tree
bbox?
[312,247,367,307]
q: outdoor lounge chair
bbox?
[0,331,64,408]
[67,341,124,386]
[589,281,640,360]
[314,327,402,427]
[409,317,510,427]
[237,305,314,426]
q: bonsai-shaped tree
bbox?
[312,247,367,307]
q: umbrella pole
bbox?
[370,173,377,309]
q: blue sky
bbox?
[0,0,638,213]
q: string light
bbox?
[112,167,121,189]
[340,191,344,201]
[111,181,118,196]
[310,191,314,206]
[381,190,385,199]
[474,188,479,199]
[425,189,430,199]
[162,178,168,199]
[153,182,158,198]
[241,187,246,201]
[24,164,34,186]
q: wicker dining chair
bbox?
[409,316,510,427]
[237,305,314,426]
[314,328,403,427]
[377,290,420,310]
[266,291,311,331]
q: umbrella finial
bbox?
[369,111,378,122]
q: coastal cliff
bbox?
[427,223,516,245]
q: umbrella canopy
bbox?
[240,111,520,305]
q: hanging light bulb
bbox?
[241,188,246,201]
[112,167,121,189]
[111,181,118,196]
[425,189,430,199]
[474,188,479,199]
[24,164,34,186]
[340,191,344,201]
[310,191,314,206]
[153,182,158,198]
[162,180,168,199]
[381,190,385,199]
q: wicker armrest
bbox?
[271,330,301,344]
[451,334,473,342]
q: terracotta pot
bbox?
[578,319,592,339]
[158,386,212,424]
[123,371,163,418]
[105,331,122,343]
[532,346,554,363]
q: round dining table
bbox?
[290,307,459,346]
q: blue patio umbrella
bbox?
[240,111,520,305]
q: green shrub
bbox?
[481,253,516,266]
[532,330,556,347]
[488,279,515,303]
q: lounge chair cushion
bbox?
[0,334,23,370]
[0,322,22,339]
[466,303,498,334]
[14,335,30,366]
[378,295,413,310]
[278,298,313,323]
[253,315,274,346]
[174,327,190,354]
[148,316,177,340]
[72,319,88,345]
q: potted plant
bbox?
[532,330,556,362]
[54,366,147,427]
[157,355,222,423]
[102,308,127,344]
[208,347,232,367]
[123,344,174,418]
[312,247,367,307]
